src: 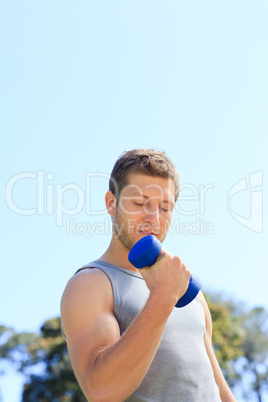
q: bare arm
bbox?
[197,292,237,402]
[61,252,190,402]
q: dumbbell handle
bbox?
[128,235,200,308]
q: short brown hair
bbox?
[109,148,179,201]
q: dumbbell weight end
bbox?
[128,235,200,308]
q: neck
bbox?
[100,237,139,273]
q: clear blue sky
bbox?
[0,1,267,400]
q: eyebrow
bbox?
[131,193,174,205]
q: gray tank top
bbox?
[76,260,221,402]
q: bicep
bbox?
[60,270,121,392]
[68,310,120,392]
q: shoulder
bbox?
[62,267,113,304]
[60,268,114,340]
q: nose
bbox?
[144,205,160,225]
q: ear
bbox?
[105,191,116,217]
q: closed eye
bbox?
[160,207,172,213]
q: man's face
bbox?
[112,173,176,250]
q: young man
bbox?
[61,149,237,401]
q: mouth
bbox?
[137,230,159,236]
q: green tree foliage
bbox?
[238,307,268,401]
[206,294,268,401]
[0,325,39,371]
[0,319,85,401]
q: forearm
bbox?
[85,293,173,401]
[221,392,237,402]
[219,383,237,402]
[206,343,237,402]
[221,397,237,402]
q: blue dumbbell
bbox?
[128,235,200,308]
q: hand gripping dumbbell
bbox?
[128,235,200,308]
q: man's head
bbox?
[109,148,179,203]
[106,149,179,249]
